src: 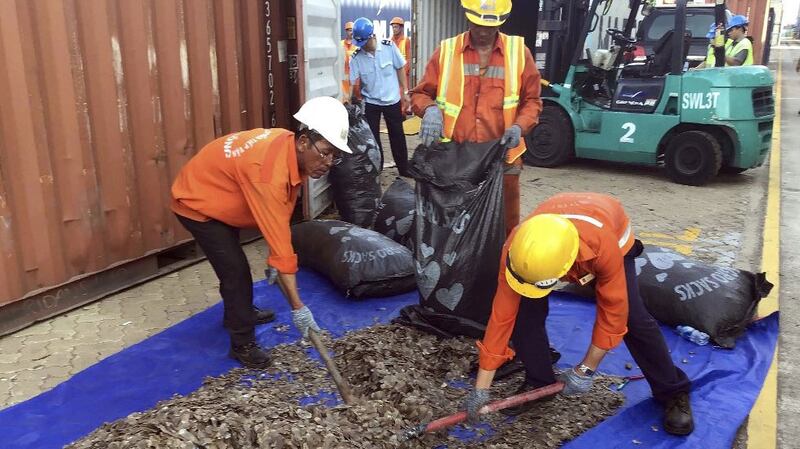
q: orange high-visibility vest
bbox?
[436,32,527,163]
[341,39,358,95]
[393,36,409,60]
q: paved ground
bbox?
[775,45,800,449]
[0,49,794,448]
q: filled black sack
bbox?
[374,177,415,248]
[407,140,506,328]
[636,245,773,348]
[328,104,382,228]
[291,220,416,299]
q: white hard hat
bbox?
[293,96,351,153]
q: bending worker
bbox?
[348,17,410,176]
[171,97,351,368]
[410,0,542,237]
[725,15,753,66]
[463,193,694,436]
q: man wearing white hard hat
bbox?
[171,96,351,368]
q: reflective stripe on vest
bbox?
[726,38,753,65]
[705,40,733,67]
[561,214,632,249]
[435,32,527,163]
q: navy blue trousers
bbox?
[510,242,691,403]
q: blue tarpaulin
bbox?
[0,269,778,449]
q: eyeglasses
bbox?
[310,139,342,166]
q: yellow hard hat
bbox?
[461,0,512,27]
[505,214,579,299]
[344,21,354,30]
[390,17,405,26]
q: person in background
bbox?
[462,193,694,436]
[390,17,412,113]
[410,0,542,237]
[171,97,351,368]
[341,22,359,99]
[725,15,753,66]
[694,23,729,69]
[347,17,410,176]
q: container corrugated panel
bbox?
[297,0,342,219]
[0,0,281,308]
[411,0,467,83]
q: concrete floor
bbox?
[1,47,797,448]
[775,45,800,449]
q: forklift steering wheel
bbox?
[606,28,637,45]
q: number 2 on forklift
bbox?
[681,92,721,110]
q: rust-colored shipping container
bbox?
[0,0,343,335]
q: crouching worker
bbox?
[171,96,351,368]
[463,192,694,435]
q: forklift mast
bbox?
[714,0,726,67]
[537,0,591,83]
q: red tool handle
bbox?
[423,381,565,433]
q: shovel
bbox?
[266,268,356,405]
[398,381,564,442]
[308,329,357,405]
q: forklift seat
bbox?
[646,30,692,76]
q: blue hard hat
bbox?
[706,23,717,39]
[352,17,374,48]
[726,15,749,31]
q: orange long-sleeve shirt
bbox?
[410,31,543,141]
[478,193,635,371]
[171,128,303,274]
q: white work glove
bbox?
[291,305,321,338]
[420,106,443,147]
[557,367,594,396]
[499,124,522,149]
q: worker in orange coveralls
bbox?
[390,17,411,113]
[171,97,351,369]
[341,21,359,99]
[462,193,695,436]
[409,0,542,237]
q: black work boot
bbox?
[229,342,272,369]
[500,381,558,416]
[663,392,694,436]
[254,307,276,325]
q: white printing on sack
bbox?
[340,247,406,264]
[673,267,740,301]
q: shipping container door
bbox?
[301,0,341,218]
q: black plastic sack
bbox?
[291,220,416,299]
[374,178,415,248]
[408,140,506,327]
[393,305,488,339]
[328,104,382,228]
[636,245,773,348]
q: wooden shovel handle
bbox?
[308,330,357,405]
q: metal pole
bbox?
[714,0,727,67]
[672,0,688,74]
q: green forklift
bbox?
[524,0,775,185]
